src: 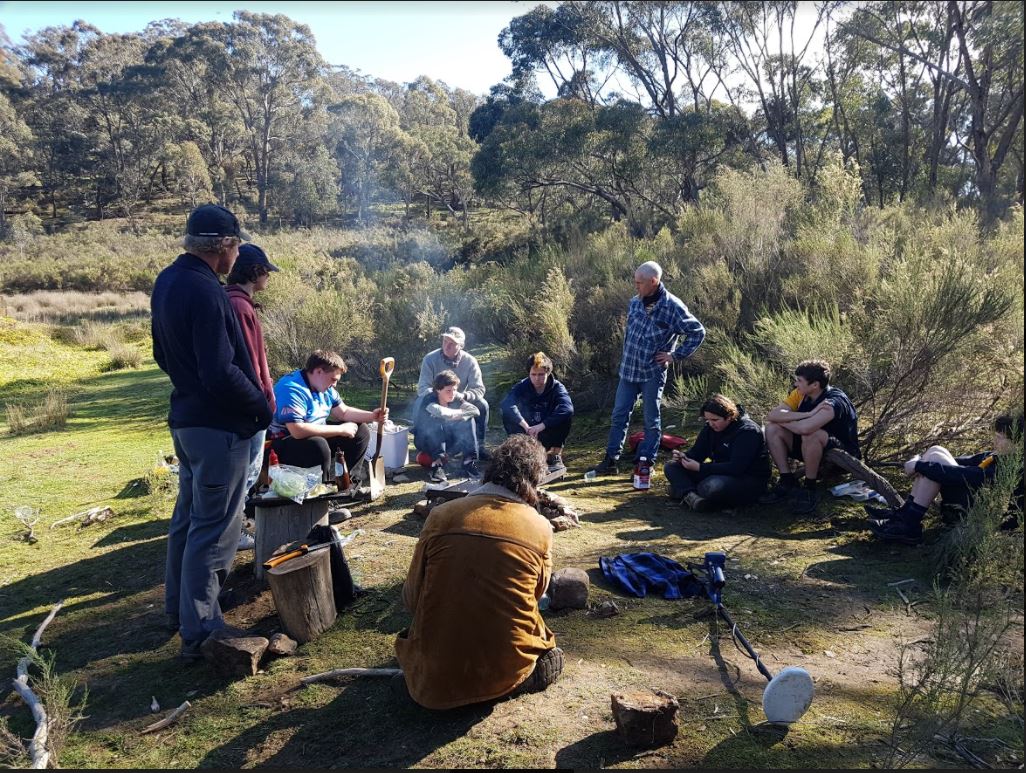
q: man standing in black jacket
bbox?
[151,204,272,660]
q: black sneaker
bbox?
[869,518,923,545]
[546,453,565,472]
[759,479,797,505]
[588,455,620,475]
[683,491,713,512]
[463,459,482,479]
[430,463,447,484]
[791,486,819,515]
[863,503,895,521]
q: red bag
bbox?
[627,431,689,453]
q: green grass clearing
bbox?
[0,319,1012,768]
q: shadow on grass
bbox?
[0,534,166,637]
[198,669,493,768]
[91,517,169,548]
[554,730,646,768]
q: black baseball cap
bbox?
[185,204,251,240]
[236,243,280,272]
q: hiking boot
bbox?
[237,532,255,551]
[791,485,819,515]
[588,455,620,476]
[512,646,564,696]
[477,447,492,462]
[546,453,565,472]
[869,517,923,545]
[430,460,448,484]
[682,491,712,512]
[759,479,797,505]
[462,458,482,479]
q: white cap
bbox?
[441,326,466,346]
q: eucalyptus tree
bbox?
[220,12,329,224]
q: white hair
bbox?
[635,261,662,281]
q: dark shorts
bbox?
[788,434,854,461]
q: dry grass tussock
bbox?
[102,343,143,371]
[0,290,149,324]
[5,387,70,435]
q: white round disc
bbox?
[762,666,814,724]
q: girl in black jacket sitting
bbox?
[664,394,770,511]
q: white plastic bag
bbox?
[268,463,323,504]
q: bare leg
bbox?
[765,423,793,474]
[546,446,563,456]
[799,430,829,479]
[908,446,955,507]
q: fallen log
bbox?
[300,667,402,686]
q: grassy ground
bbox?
[0,319,1016,768]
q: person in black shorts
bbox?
[867,412,1023,544]
[760,360,860,515]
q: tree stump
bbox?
[824,448,904,509]
[253,499,330,582]
[610,690,679,747]
[266,549,337,643]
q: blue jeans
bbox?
[414,417,478,459]
[605,372,667,461]
[165,426,251,649]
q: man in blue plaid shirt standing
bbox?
[588,261,705,476]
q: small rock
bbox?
[267,633,298,657]
[549,515,577,532]
[412,499,432,519]
[610,690,679,747]
[549,567,589,610]
[150,696,160,713]
[201,629,269,678]
[392,473,411,483]
[824,650,836,658]
[589,600,620,618]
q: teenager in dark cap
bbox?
[226,243,280,550]
[151,204,271,661]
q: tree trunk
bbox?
[267,549,337,643]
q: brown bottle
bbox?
[334,449,351,492]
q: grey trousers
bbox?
[165,426,251,648]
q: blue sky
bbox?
[0,1,540,94]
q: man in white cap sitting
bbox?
[415,326,489,457]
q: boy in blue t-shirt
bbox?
[269,350,387,484]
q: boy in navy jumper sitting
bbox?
[869,412,1023,544]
